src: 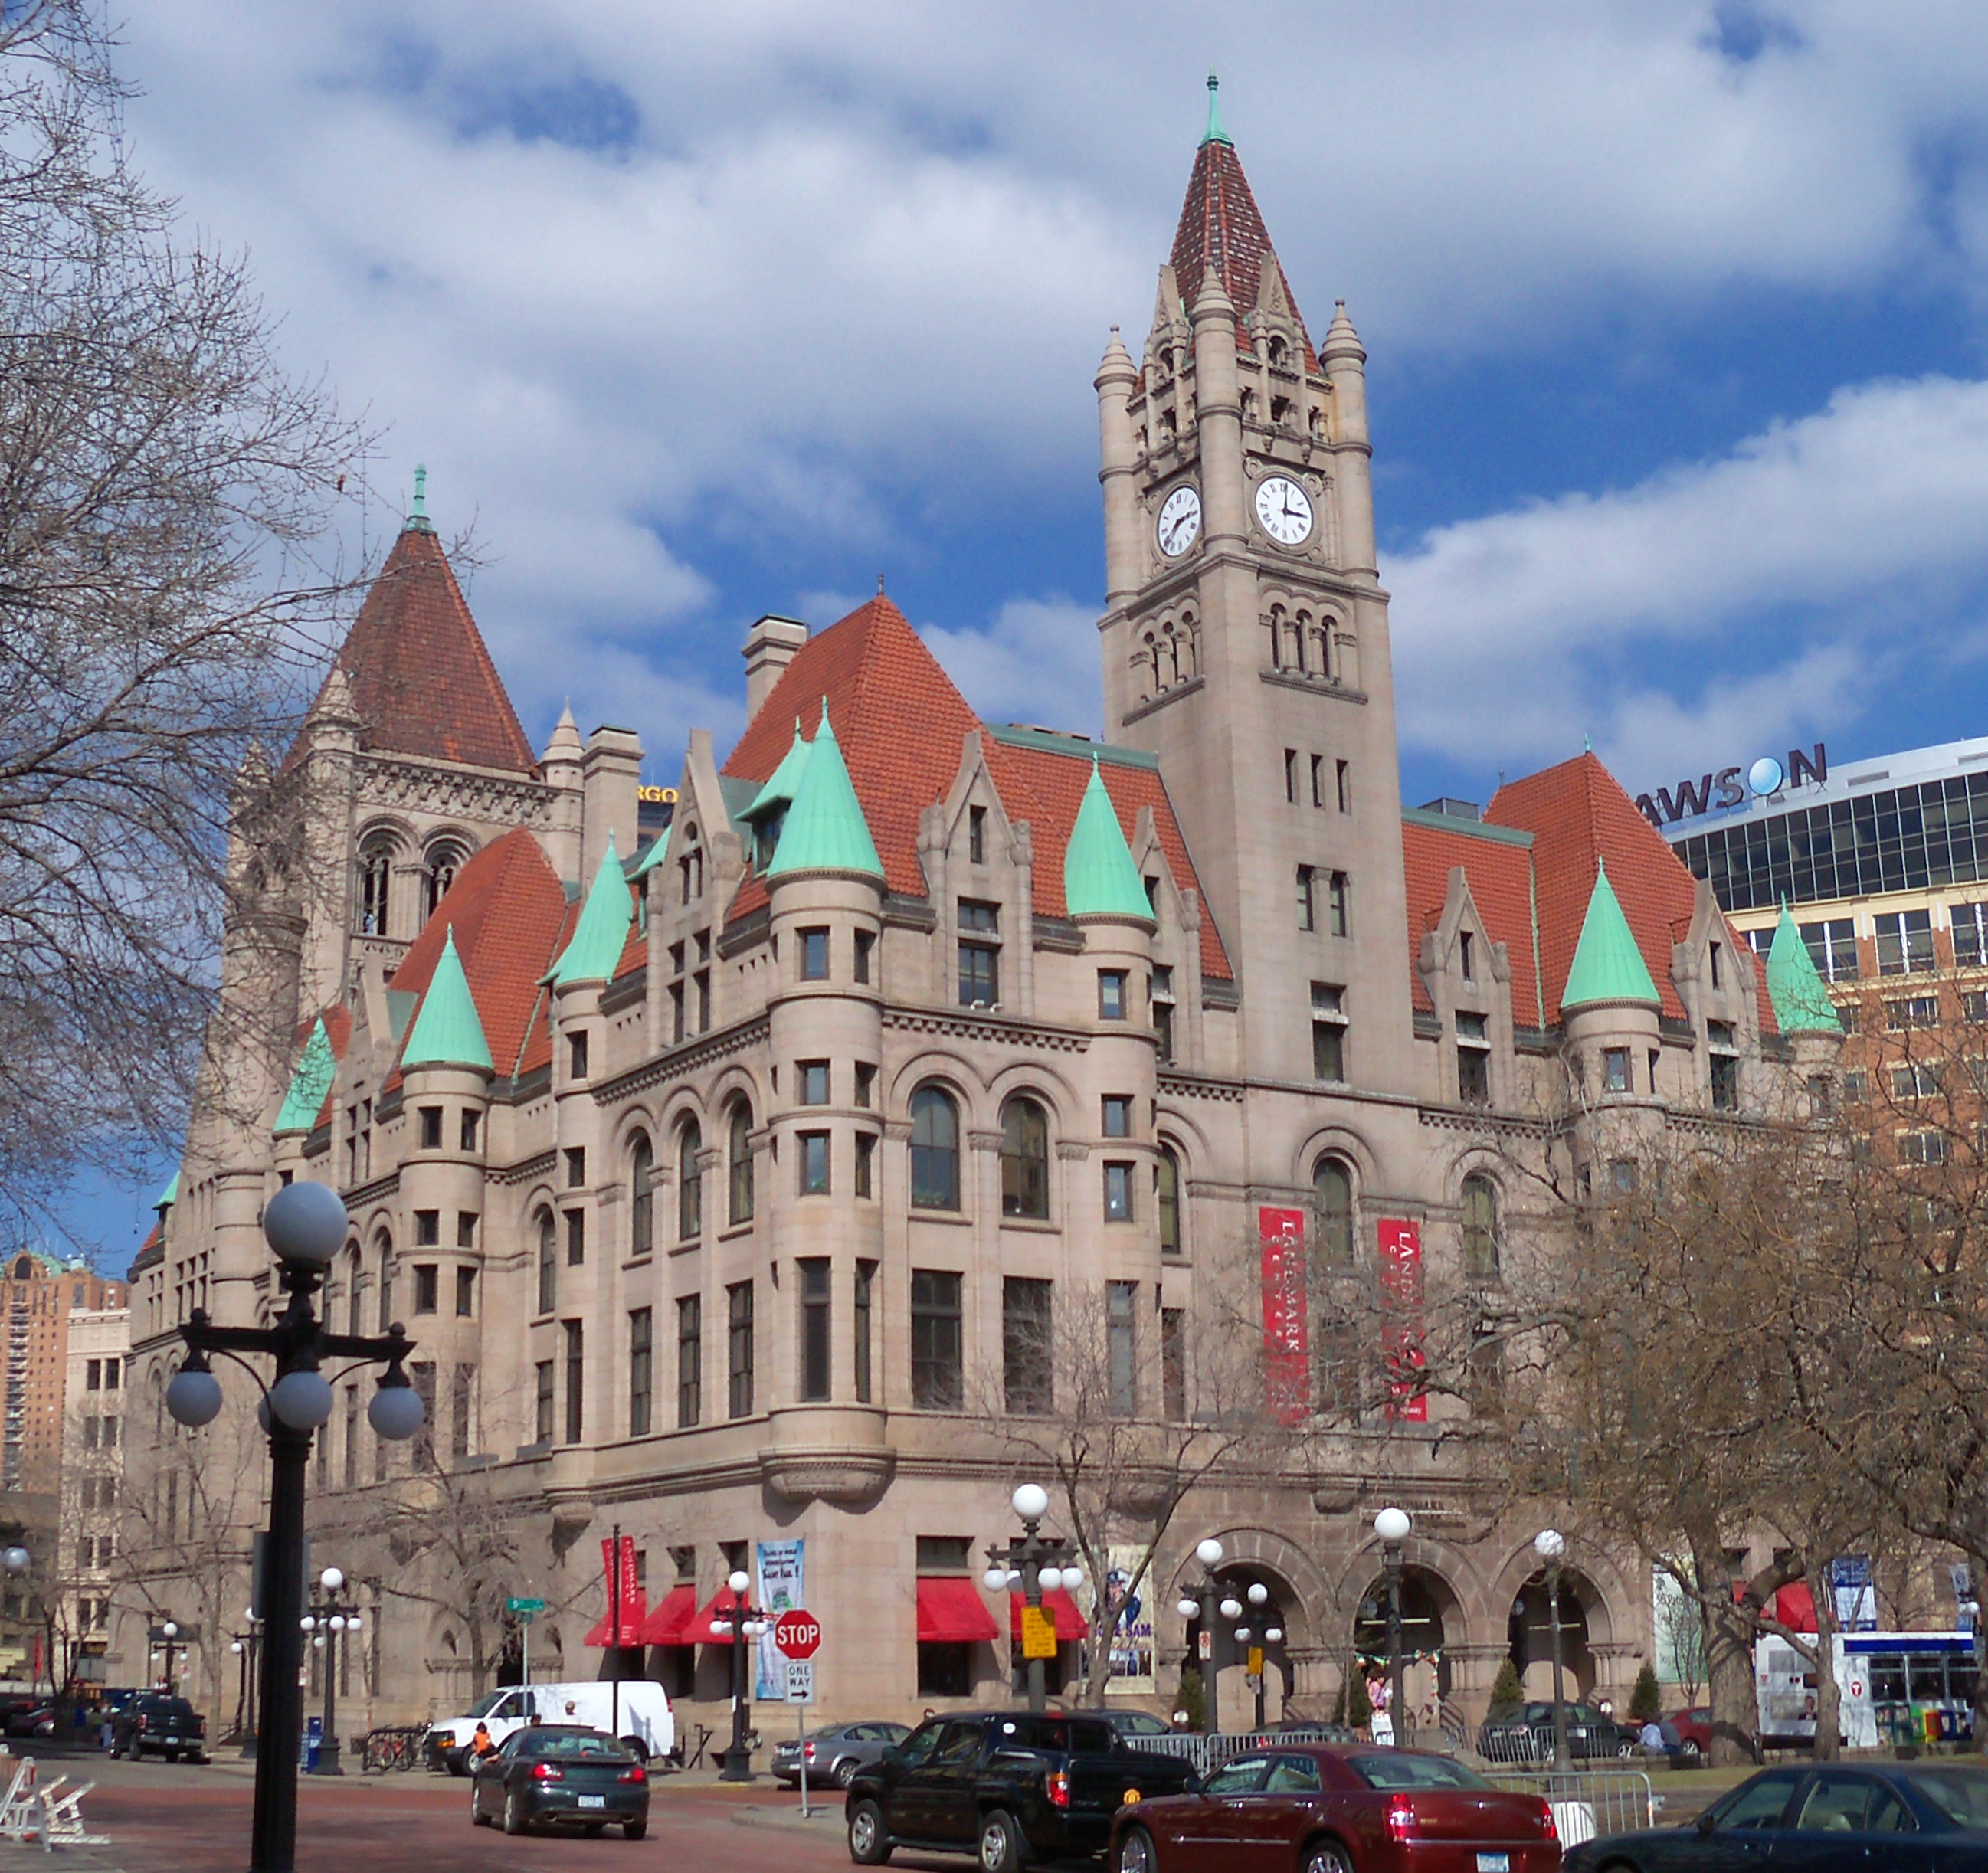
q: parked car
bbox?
[2,1702,54,1739]
[109,1694,206,1762]
[1562,1760,1988,1871]
[1662,1706,1709,1767]
[426,1679,673,1773]
[1475,1701,1626,1763]
[843,1710,1200,1871]
[773,1721,910,1789]
[468,1724,649,1839]
[1111,1745,1561,1873]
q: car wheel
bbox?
[1116,1825,1158,1873]
[847,1797,893,1865]
[503,1788,529,1836]
[834,1757,859,1790]
[621,1736,649,1763]
[447,1753,469,1779]
[624,1821,647,1841]
[1301,1842,1354,1873]
[1679,1740,1701,1767]
[979,1808,1024,1873]
[471,1783,490,1827]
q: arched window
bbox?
[1156,1144,1182,1255]
[678,1120,703,1242]
[728,1102,755,1225]
[535,1211,555,1315]
[346,1245,362,1337]
[358,837,394,937]
[1001,1097,1050,1220]
[909,1086,961,1210]
[1461,1174,1498,1282]
[629,1134,654,1259]
[375,1231,396,1331]
[423,841,465,922]
[1314,1158,1354,1266]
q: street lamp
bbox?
[984,1484,1081,1715]
[1174,1537,1226,1734]
[1374,1508,1411,1748]
[1534,1529,1570,1770]
[307,1568,362,1776]
[163,1180,424,1873]
[712,1569,766,1783]
[229,1610,264,1758]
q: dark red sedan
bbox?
[1111,1745,1560,1873]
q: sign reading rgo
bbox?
[775,1608,823,1660]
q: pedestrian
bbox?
[1367,1672,1394,1747]
[470,1721,497,1761]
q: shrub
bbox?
[1628,1661,1663,1723]
[1489,1655,1525,1707]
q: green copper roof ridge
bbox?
[273,1018,337,1135]
[1063,759,1155,923]
[765,703,883,881]
[552,832,635,987]
[744,719,811,821]
[1560,859,1661,1011]
[1201,71,1232,146]
[1765,900,1843,1036]
[155,1170,180,1211]
[402,928,495,1071]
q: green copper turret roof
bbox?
[1560,862,1661,1011]
[273,1017,338,1135]
[1201,72,1231,147]
[155,1171,179,1211]
[1063,760,1155,922]
[766,705,883,882]
[401,928,494,1070]
[1766,902,1843,1036]
[552,833,635,987]
[743,719,810,820]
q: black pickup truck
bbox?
[844,1711,1197,1873]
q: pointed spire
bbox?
[766,702,883,882]
[402,929,495,1069]
[1191,250,1234,320]
[1766,902,1843,1036]
[544,700,584,764]
[409,463,434,534]
[1063,761,1155,923]
[274,1017,339,1134]
[154,1171,179,1213]
[1322,299,1364,363]
[552,833,636,987]
[1202,70,1231,147]
[1096,325,1137,388]
[1561,861,1661,1012]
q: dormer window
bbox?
[1459,931,1475,981]
[968,806,986,865]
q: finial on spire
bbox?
[1202,70,1231,147]
[410,463,434,533]
[876,572,886,595]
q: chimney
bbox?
[581,725,643,883]
[742,614,809,722]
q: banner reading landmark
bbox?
[1377,1218,1428,1422]
[1258,1205,1309,1424]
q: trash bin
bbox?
[303,1716,323,1772]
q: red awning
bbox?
[1009,1588,1087,1642]
[637,1584,698,1647]
[583,1591,649,1649]
[918,1577,1001,1643]
[680,1585,749,1646]
[1770,1582,1819,1633]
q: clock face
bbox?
[1254,475,1313,546]
[1156,485,1202,558]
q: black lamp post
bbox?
[305,1567,362,1776]
[164,1181,425,1873]
[149,1619,183,1692]
[1375,1507,1411,1747]
[711,1568,766,1782]
[982,1484,1082,1716]
[1534,1529,1571,1770]
[1174,1536,1227,1734]
[229,1613,262,1755]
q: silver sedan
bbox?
[770,1721,909,1789]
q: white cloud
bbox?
[921,597,1104,736]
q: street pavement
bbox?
[0,1746,869,1873]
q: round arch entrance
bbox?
[1508,1568,1597,1702]
[1352,1565,1460,1731]
[1187,1566,1301,1733]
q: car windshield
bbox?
[464,1691,508,1718]
[1350,1753,1489,1792]
[1906,1768,1988,1830]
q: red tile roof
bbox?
[388,828,571,1081]
[1169,133,1318,368]
[721,598,1231,977]
[304,526,538,774]
[1400,820,1543,1026]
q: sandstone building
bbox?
[128,95,1843,1737]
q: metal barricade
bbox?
[1486,1768,1656,1843]
[1122,1726,1361,1781]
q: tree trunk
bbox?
[1807,1567,1841,1763]
[1695,1545,1759,1767]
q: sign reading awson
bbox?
[1636,743,1827,830]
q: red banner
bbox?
[601,1534,646,1645]
[1259,1205,1310,1423]
[1377,1218,1427,1422]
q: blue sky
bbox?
[56,2,1988,1264]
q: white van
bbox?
[427,1680,675,1773]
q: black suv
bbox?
[845,1710,1199,1872]
[110,1695,207,1762]
[1476,1698,1627,1763]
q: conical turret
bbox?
[402,928,494,1071]
[273,1017,338,1134]
[766,705,883,881]
[551,833,634,987]
[1561,863,1660,1010]
[1766,903,1843,1036]
[1063,762,1154,923]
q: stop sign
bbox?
[775,1608,822,1659]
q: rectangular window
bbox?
[854,1062,876,1108]
[677,1295,702,1428]
[1459,930,1475,981]
[1954,902,1988,968]
[418,1105,442,1150]
[854,930,874,984]
[1888,995,1941,1030]
[958,900,1000,1007]
[565,1147,586,1188]
[798,1059,830,1104]
[1107,1281,1137,1416]
[563,1321,583,1444]
[695,969,711,1031]
[1603,1047,1630,1093]
[1283,748,1297,804]
[414,1209,439,1247]
[1309,753,1324,808]
[1099,970,1128,1020]
[1151,965,1175,1064]
[1161,1308,1186,1420]
[414,1264,438,1315]
[629,1308,653,1437]
[969,805,986,863]
[456,1265,476,1317]
[570,1031,589,1079]
[670,982,685,1043]
[1711,1053,1739,1112]
[1875,908,1935,976]
[104,1359,118,1392]
[460,1108,480,1152]
[1002,1276,1053,1416]
[799,1130,831,1194]
[344,1387,359,1488]
[1102,1095,1132,1138]
[1894,1063,1941,1098]
[451,1363,474,1461]
[1296,864,1315,932]
[854,1260,874,1404]
[536,1217,555,1315]
[1312,984,1346,1082]
[1328,871,1350,937]
[1336,760,1351,812]
[85,1360,99,1393]
[727,1282,755,1419]
[1457,1047,1489,1103]
[801,928,830,981]
[1103,1161,1134,1222]
[1901,1130,1949,1166]
[799,1259,831,1403]
[457,1211,477,1249]
[566,1210,585,1266]
[910,1269,964,1410]
[855,1131,875,1199]
[535,1361,554,1444]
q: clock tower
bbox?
[1095,80,1415,1092]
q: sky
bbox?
[57,1,1988,1263]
